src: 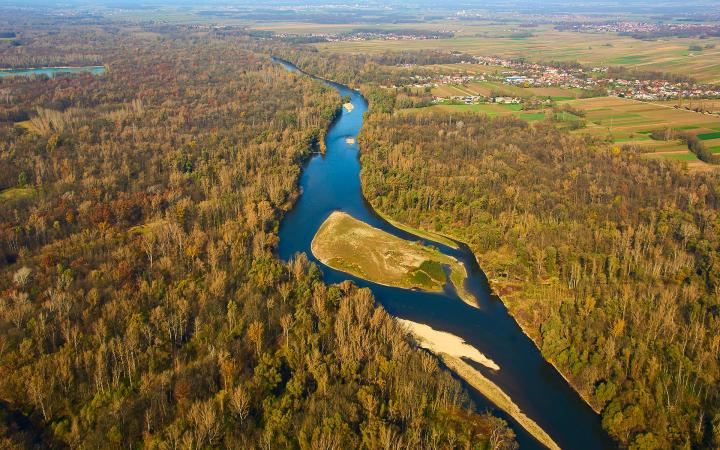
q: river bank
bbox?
[366,202,604,416]
[484,274,602,414]
[275,56,614,450]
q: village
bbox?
[397,54,720,103]
[554,20,720,38]
[273,29,455,43]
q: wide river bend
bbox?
[274,57,614,450]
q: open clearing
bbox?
[400,102,547,121]
[0,187,35,203]
[428,78,587,100]
[312,211,476,306]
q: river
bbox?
[0,66,105,78]
[274,57,615,450]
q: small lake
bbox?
[0,66,105,78]
[274,56,615,450]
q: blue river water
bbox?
[274,57,615,450]
[0,66,105,78]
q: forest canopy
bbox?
[358,110,720,449]
[0,28,515,449]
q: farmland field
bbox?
[401,102,546,120]
[304,23,720,83]
[558,96,720,170]
[651,99,720,114]
[558,96,720,140]
[430,79,586,100]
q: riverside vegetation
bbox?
[358,110,720,448]
[0,28,516,448]
[274,45,720,447]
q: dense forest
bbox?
[265,45,467,88]
[0,29,516,448]
[359,111,720,448]
[0,21,106,69]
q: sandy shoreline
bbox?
[398,317,560,450]
[443,354,562,450]
[311,211,471,299]
[398,319,499,370]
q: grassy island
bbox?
[311,211,476,306]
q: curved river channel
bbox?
[274,57,615,450]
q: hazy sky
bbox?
[5,0,719,15]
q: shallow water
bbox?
[274,57,615,450]
[0,66,105,78]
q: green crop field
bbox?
[608,55,647,64]
[435,104,500,115]
[519,112,547,121]
[698,132,720,140]
[657,152,699,161]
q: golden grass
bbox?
[312,211,477,306]
[14,120,38,134]
[0,187,35,202]
[128,219,167,236]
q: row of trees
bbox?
[0,27,515,448]
[649,128,719,164]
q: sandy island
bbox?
[311,211,476,306]
[398,319,499,370]
[398,318,560,450]
[343,102,354,112]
